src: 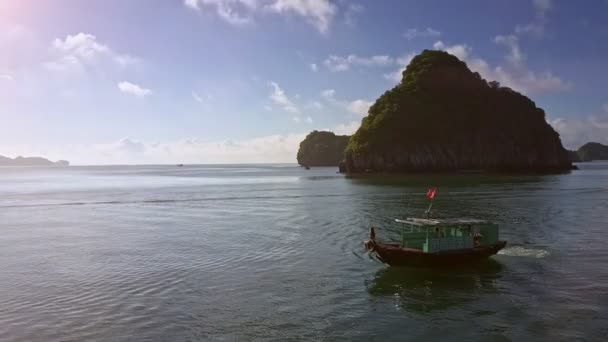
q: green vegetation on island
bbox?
[0,155,70,167]
[297,131,350,167]
[340,50,572,173]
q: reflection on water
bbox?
[346,172,555,188]
[366,260,504,313]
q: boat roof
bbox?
[395,217,489,226]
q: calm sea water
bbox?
[1,163,607,341]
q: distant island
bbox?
[0,155,69,167]
[297,131,350,167]
[337,50,572,173]
[575,142,608,161]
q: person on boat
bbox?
[473,233,481,247]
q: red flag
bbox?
[426,188,436,199]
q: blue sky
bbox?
[1,0,607,164]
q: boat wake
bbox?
[498,246,549,258]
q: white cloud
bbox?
[309,101,323,109]
[184,0,200,10]
[192,91,204,103]
[118,81,151,97]
[403,27,441,40]
[433,41,471,60]
[310,63,318,72]
[344,3,364,26]
[433,40,569,94]
[44,33,138,73]
[184,0,336,33]
[549,115,608,149]
[347,99,373,116]
[333,120,360,135]
[14,133,306,165]
[266,0,336,34]
[305,116,313,124]
[184,0,255,25]
[384,53,415,83]
[515,21,546,37]
[323,54,393,72]
[533,0,552,14]
[320,89,373,118]
[269,81,298,113]
[515,0,552,37]
[494,35,524,67]
[320,88,348,108]
[97,133,307,164]
[0,74,13,81]
[321,89,335,99]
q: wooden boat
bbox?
[364,218,507,267]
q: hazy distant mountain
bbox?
[566,142,608,162]
[576,142,608,161]
[0,155,70,167]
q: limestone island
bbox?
[0,155,70,167]
[297,131,349,167]
[575,142,608,162]
[338,50,573,173]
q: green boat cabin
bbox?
[394,218,500,253]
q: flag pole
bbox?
[425,188,436,219]
[426,201,433,219]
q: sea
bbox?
[1,163,607,341]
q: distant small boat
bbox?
[305,165,311,170]
[176,164,184,167]
[364,218,506,267]
[364,188,506,267]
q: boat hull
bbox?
[366,240,507,267]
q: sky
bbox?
[1,0,607,165]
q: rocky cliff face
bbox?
[297,131,350,167]
[567,150,582,163]
[340,50,572,173]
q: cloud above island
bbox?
[184,0,337,33]
[118,81,151,97]
[431,39,569,94]
[347,99,373,116]
[44,32,138,74]
[403,27,441,40]
[323,54,393,72]
[549,104,608,149]
[268,81,299,113]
